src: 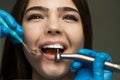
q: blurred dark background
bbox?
[0,0,120,79]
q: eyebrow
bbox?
[24,6,79,15]
[58,7,79,13]
[24,6,49,14]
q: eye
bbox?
[62,15,79,22]
[27,14,44,21]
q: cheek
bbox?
[22,22,44,46]
[64,24,84,48]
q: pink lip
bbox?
[39,41,68,61]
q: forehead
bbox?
[26,0,78,10]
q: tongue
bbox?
[43,53,55,60]
[42,48,57,60]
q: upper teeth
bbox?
[42,44,64,49]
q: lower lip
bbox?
[43,53,55,60]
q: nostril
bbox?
[48,31,52,34]
[56,31,60,34]
[47,30,61,35]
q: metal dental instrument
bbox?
[0,16,31,53]
[55,53,120,72]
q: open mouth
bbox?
[40,44,65,60]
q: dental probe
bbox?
[0,16,31,53]
[55,53,120,72]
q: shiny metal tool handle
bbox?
[55,53,120,72]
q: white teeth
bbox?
[42,44,64,49]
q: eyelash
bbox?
[62,15,79,22]
[27,14,79,22]
[27,14,44,21]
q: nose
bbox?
[45,21,63,36]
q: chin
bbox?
[34,59,71,79]
[32,66,69,79]
[42,66,69,79]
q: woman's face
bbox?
[22,0,84,79]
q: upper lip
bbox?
[39,41,68,53]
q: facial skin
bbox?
[22,0,84,79]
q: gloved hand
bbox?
[0,10,24,44]
[70,49,113,80]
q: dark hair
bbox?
[0,0,92,79]
[73,0,92,48]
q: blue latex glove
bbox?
[0,10,24,44]
[70,49,113,80]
